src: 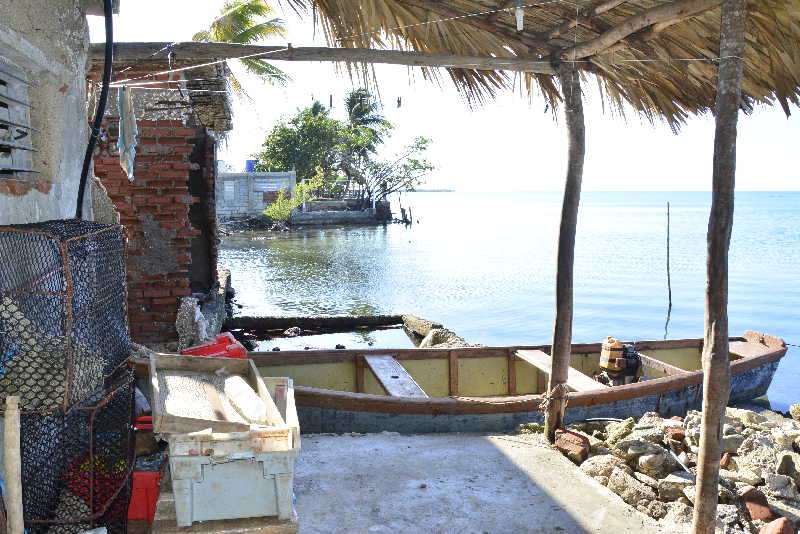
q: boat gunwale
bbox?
[250,331,788,415]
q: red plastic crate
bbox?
[180,332,247,359]
[127,470,161,523]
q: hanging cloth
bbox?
[116,86,138,182]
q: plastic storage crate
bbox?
[167,377,299,526]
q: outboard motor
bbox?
[597,337,642,386]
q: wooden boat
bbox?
[248,331,787,434]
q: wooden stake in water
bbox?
[664,201,673,339]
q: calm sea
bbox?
[219,191,799,411]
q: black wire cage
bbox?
[0,220,131,412]
[0,220,135,534]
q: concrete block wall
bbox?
[0,0,93,224]
[93,117,218,344]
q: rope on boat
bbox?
[537,383,570,412]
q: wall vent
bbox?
[0,62,38,179]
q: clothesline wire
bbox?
[112,47,290,84]
[334,0,566,42]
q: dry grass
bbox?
[285,0,800,128]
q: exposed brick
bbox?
[759,518,795,534]
[739,486,776,522]
[554,430,589,464]
[171,288,192,297]
[152,297,178,305]
[142,289,170,298]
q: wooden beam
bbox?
[507,348,517,395]
[364,355,428,398]
[94,42,555,75]
[516,350,608,392]
[559,0,721,60]
[448,350,459,396]
[692,1,746,531]
[485,0,514,23]
[355,355,365,393]
[638,353,688,376]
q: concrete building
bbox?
[216,171,296,218]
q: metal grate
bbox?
[22,369,134,534]
[0,62,38,178]
[0,220,131,412]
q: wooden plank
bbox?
[364,355,428,398]
[729,340,772,358]
[448,351,459,396]
[507,349,517,395]
[638,352,689,376]
[355,355,365,393]
[515,350,608,392]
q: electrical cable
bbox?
[76,0,113,219]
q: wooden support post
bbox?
[4,396,23,534]
[355,355,365,393]
[507,349,517,395]
[544,61,586,443]
[448,351,459,396]
[691,1,746,533]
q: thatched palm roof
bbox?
[287,0,800,127]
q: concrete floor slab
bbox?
[294,433,670,534]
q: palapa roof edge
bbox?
[284,0,800,129]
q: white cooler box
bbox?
[168,377,300,526]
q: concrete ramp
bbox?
[294,433,670,534]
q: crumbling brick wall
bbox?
[93,118,219,344]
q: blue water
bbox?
[219,191,799,411]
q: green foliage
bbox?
[263,173,323,222]
[254,89,433,201]
[193,0,289,85]
[254,103,345,185]
[348,137,434,201]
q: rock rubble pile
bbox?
[521,404,800,533]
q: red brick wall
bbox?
[94,118,216,344]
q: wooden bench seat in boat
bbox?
[515,350,608,392]
[729,340,773,358]
[364,355,428,398]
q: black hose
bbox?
[76,0,114,219]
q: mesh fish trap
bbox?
[23,369,135,534]
[0,220,131,412]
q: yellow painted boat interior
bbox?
[259,346,745,397]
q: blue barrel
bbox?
[245,159,258,172]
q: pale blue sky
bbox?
[89,1,799,191]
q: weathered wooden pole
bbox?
[4,396,24,534]
[544,61,585,443]
[691,1,746,532]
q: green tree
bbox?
[263,173,323,222]
[253,102,344,184]
[348,137,434,203]
[193,0,289,85]
[343,88,392,155]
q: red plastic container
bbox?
[128,470,161,523]
[180,332,247,359]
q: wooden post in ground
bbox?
[4,396,24,534]
[691,1,746,532]
[544,61,586,443]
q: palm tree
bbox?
[193,0,289,85]
[343,89,391,154]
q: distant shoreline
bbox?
[408,189,456,193]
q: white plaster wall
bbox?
[0,0,92,224]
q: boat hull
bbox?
[248,330,787,434]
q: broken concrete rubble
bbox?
[523,407,800,529]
